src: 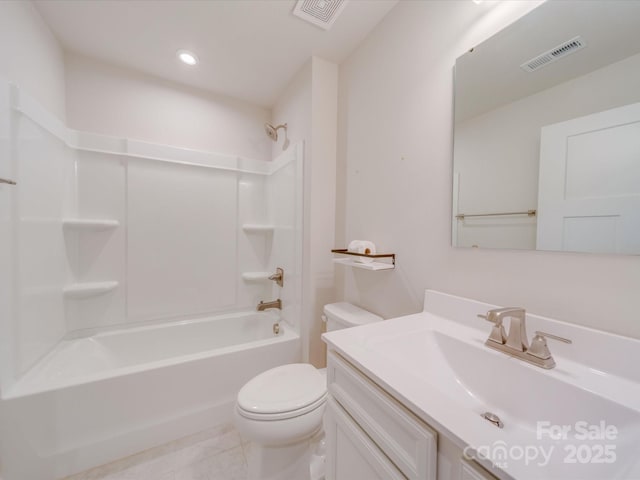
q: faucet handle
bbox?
[268,267,284,287]
[528,331,572,359]
[477,313,507,344]
[477,312,502,324]
[535,331,572,344]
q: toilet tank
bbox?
[322,302,383,332]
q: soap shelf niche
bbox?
[331,249,396,271]
[63,281,119,299]
[63,219,119,232]
[242,224,275,234]
[241,272,271,283]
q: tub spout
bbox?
[257,299,281,311]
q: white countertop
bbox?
[322,291,640,480]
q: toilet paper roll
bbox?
[347,240,377,263]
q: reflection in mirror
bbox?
[452,1,640,254]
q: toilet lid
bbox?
[237,363,327,416]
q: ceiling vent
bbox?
[293,0,348,30]
[520,36,587,73]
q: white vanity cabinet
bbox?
[325,351,438,480]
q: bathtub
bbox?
[0,311,300,480]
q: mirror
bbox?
[452,0,640,254]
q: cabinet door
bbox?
[327,351,436,479]
[461,459,498,480]
[325,398,405,480]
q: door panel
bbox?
[537,102,640,253]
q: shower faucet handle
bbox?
[268,267,284,287]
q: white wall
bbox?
[336,0,640,340]
[309,58,338,366]
[271,57,338,366]
[65,53,271,161]
[271,61,312,162]
[0,1,66,120]
[455,52,640,250]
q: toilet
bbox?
[234,302,383,480]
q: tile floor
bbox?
[63,424,248,480]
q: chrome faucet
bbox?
[257,299,282,311]
[478,307,571,369]
[268,267,284,287]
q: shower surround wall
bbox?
[0,0,67,395]
[72,141,303,333]
[0,86,76,392]
[0,79,304,391]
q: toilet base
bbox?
[247,428,325,480]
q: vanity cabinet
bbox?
[325,350,498,480]
[325,351,438,480]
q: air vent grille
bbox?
[520,36,586,73]
[293,0,348,30]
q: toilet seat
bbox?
[236,363,327,421]
[237,393,327,421]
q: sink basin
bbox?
[366,329,640,437]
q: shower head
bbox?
[264,122,287,142]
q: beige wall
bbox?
[0,1,66,119]
[65,53,271,160]
[336,0,640,339]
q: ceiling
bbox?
[34,0,398,108]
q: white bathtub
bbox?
[0,311,300,480]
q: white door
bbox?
[537,102,640,254]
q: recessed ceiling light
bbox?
[472,0,483,4]
[177,50,198,66]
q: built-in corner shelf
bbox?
[242,224,275,234]
[241,272,271,283]
[331,249,396,271]
[63,219,119,232]
[63,281,119,299]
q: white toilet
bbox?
[234,302,383,480]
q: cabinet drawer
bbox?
[327,351,437,480]
[325,397,405,480]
